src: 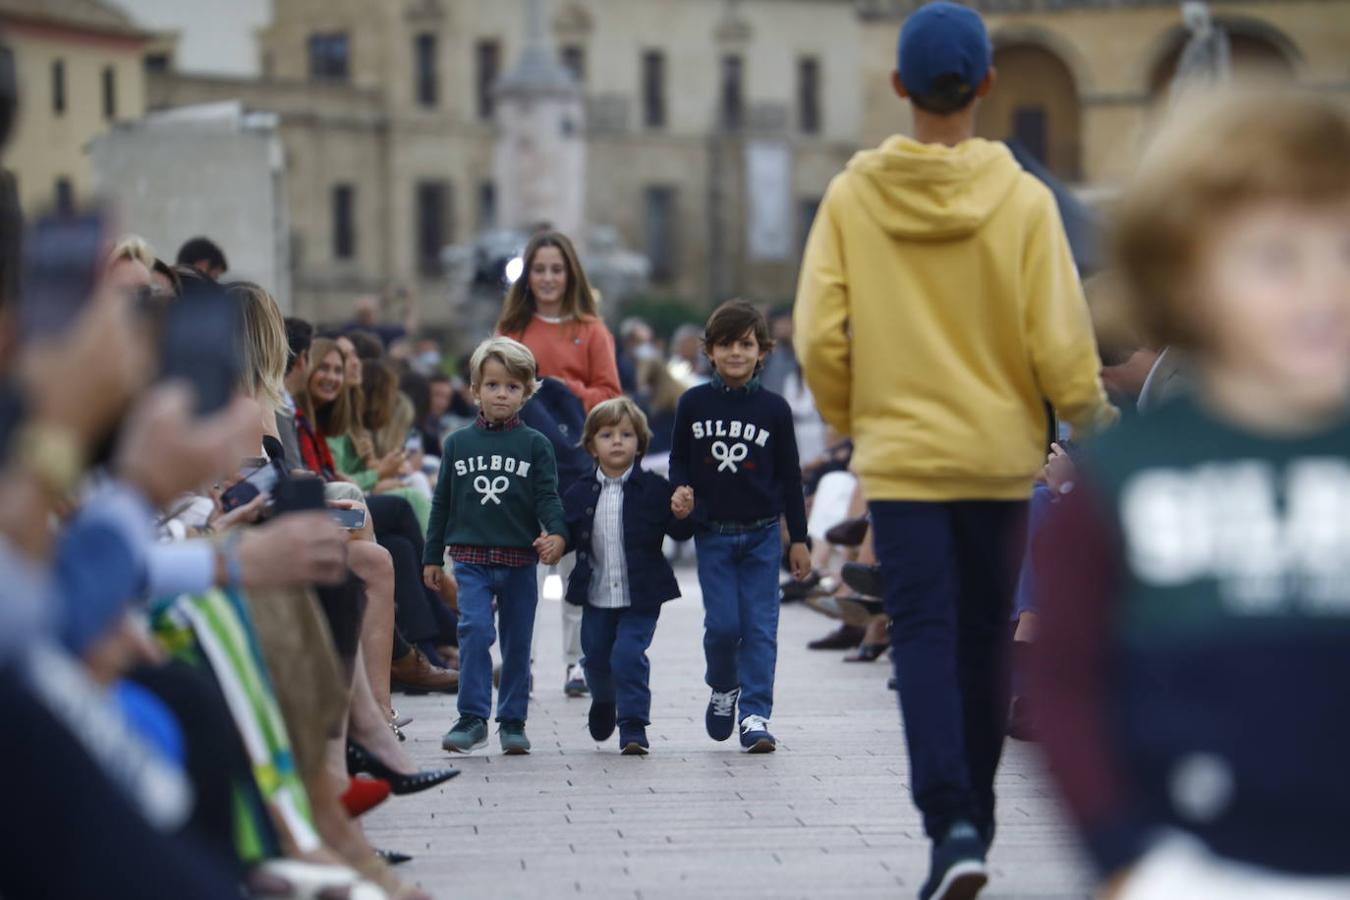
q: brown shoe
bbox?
[825,515,869,548]
[807,624,865,651]
[390,648,458,695]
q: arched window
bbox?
[976,42,1082,182]
[1148,20,1298,98]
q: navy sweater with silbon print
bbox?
[669,378,808,543]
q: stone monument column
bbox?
[493,0,587,245]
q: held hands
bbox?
[1042,442,1078,495]
[423,564,445,593]
[534,531,566,565]
[788,542,812,582]
[671,486,695,520]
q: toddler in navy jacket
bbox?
[563,397,695,754]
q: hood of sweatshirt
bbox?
[843,136,1023,241]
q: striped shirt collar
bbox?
[596,464,635,487]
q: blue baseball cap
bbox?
[897,2,992,98]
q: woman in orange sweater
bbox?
[498,231,622,412]
[498,230,623,697]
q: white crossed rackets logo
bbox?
[711,440,749,473]
[474,475,510,505]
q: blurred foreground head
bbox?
[1114,88,1350,417]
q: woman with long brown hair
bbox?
[498,231,623,697]
[497,231,622,412]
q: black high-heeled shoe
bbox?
[346,739,460,795]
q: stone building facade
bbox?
[148,0,862,326]
[858,1,1350,189]
[0,0,152,218]
[141,0,1349,327]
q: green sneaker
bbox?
[499,719,531,755]
[442,714,489,753]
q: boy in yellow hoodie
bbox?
[794,4,1115,900]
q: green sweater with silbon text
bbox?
[423,422,568,566]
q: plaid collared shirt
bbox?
[476,411,522,432]
[589,465,633,609]
[448,545,538,568]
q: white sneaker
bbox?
[565,663,589,697]
[739,714,776,753]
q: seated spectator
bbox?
[314,337,431,530]
[362,357,431,500]
[342,290,418,350]
[298,337,459,683]
[175,235,228,281]
[667,322,711,387]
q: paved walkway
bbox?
[364,568,1093,899]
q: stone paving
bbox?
[364,567,1094,899]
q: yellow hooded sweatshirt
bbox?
[794,136,1116,502]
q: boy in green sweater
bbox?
[424,337,568,755]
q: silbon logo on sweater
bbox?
[453,454,532,505]
[692,419,771,474]
[1120,458,1350,614]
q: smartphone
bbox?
[273,475,325,515]
[157,281,243,415]
[328,506,367,530]
[18,210,106,341]
[220,460,281,512]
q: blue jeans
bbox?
[580,606,661,725]
[870,500,1026,843]
[1012,485,1056,622]
[454,563,538,723]
[694,523,782,721]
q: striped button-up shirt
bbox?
[588,465,633,609]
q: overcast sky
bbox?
[109,0,274,78]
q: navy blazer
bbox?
[562,466,696,611]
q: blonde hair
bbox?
[227,281,288,411]
[301,337,355,437]
[375,392,415,458]
[1114,87,1350,350]
[583,396,652,458]
[496,231,599,338]
[469,336,541,400]
[109,234,155,269]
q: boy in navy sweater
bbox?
[670,300,811,753]
[563,398,695,754]
[423,337,568,756]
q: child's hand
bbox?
[423,565,444,592]
[1043,443,1077,495]
[533,532,566,565]
[671,486,694,520]
[437,569,458,611]
[788,542,812,582]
